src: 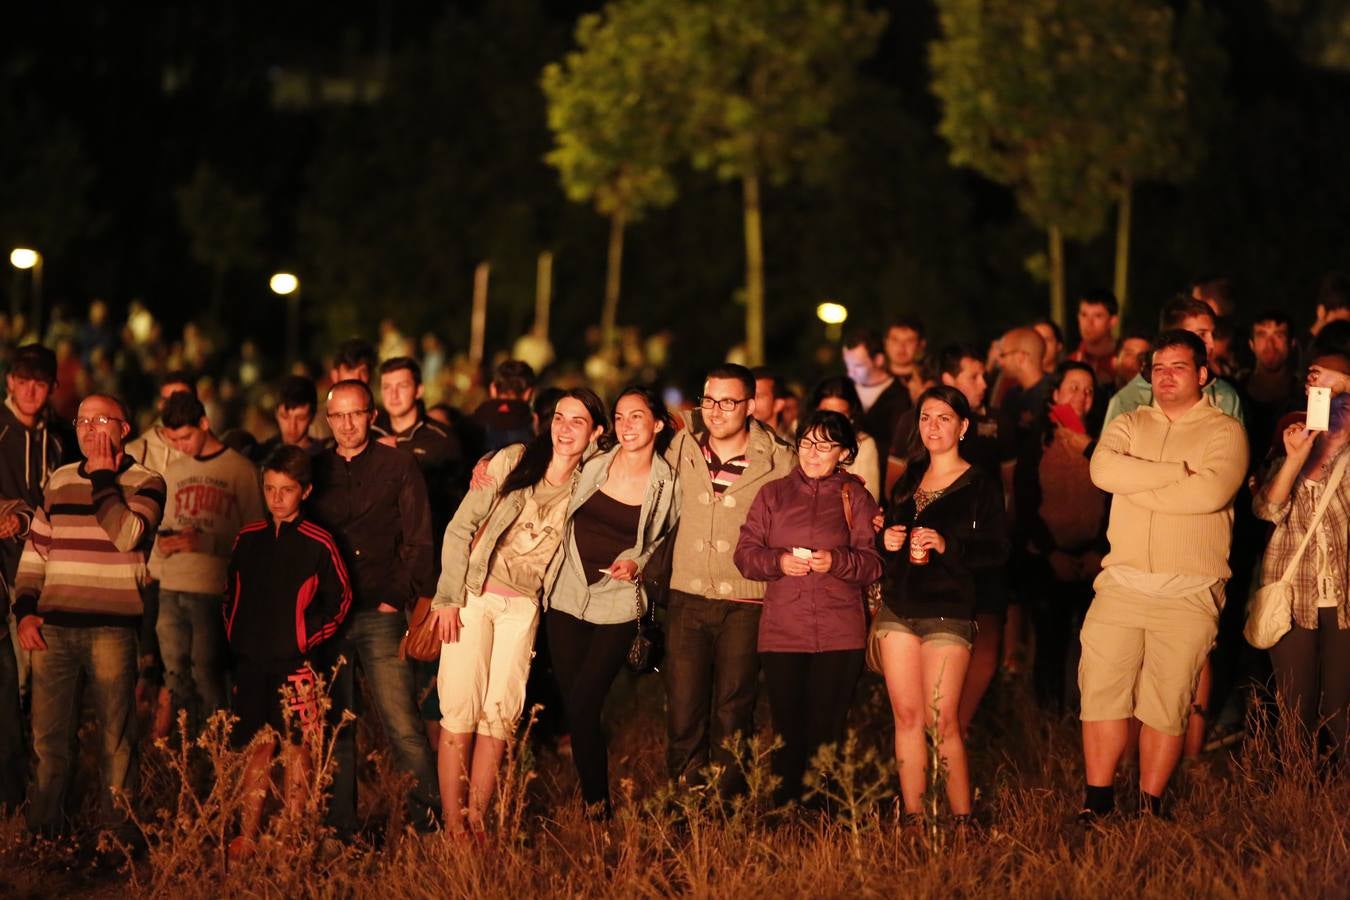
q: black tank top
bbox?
[573,490,642,585]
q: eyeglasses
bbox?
[697,396,749,412]
[73,415,125,429]
[797,438,841,453]
[326,409,371,423]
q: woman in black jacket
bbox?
[877,386,1009,829]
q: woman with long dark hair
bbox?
[430,388,605,839]
[1255,357,1350,763]
[735,410,882,805]
[1014,361,1107,715]
[876,385,1008,828]
[544,385,679,819]
[807,376,882,501]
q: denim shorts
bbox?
[873,604,975,650]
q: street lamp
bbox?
[270,272,300,362]
[816,300,847,341]
[9,248,43,335]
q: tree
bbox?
[542,0,683,354]
[175,162,264,319]
[670,0,886,365]
[930,0,1211,327]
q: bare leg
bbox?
[438,730,474,833]
[1138,723,1184,796]
[922,642,973,815]
[879,632,927,814]
[281,743,312,825]
[1082,718,1129,787]
[153,686,173,740]
[466,734,506,830]
[958,614,1002,737]
[1182,660,1211,759]
[232,740,277,860]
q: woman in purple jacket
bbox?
[735,410,883,805]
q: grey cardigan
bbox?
[546,447,679,624]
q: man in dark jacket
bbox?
[0,344,75,807]
[309,379,440,833]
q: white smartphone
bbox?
[792,547,812,559]
[1308,386,1332,432]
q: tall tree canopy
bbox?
[930,0,1213,325]
[541,0,683,352]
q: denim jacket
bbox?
[546,447,680,624]
[431,444,583,609]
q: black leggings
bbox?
[761,649,863,804]
[1269,607,1350,755]
[545,609,634,808]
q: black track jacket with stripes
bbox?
[224,514,353,668]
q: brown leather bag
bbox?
[398,507,495,662]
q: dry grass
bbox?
[2,671,1347,898]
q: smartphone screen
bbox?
[1308,386,1332,432]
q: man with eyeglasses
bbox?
[0,344,76,808]
[308,379,440,834]
[663,364,796,795]
[14,393,165,836]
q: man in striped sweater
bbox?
[14,393,165,835]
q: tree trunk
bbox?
[742,171,765,366]
[470,261,490,371]
[600,211,625,353]
[1113,176,1133,332]
[1048,223,1065,330]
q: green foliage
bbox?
[0,103,94,258]
[541,1,682,221]
[929,0,1203,242]
[669,0,887,186]
[175,163,264,283]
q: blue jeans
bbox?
[156,589,227,724]
[28,624,138,833]
[328,608,440,832]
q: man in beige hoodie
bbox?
[1078,330,1247,820]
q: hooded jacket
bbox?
[1090,395,1247,579]
[735,467,882,652]
[432,443,585,609]
[546,447,679,624]
[881,465,1009,620]
[0,399,76,589]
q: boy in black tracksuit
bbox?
[224,445,351,861]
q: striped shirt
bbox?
[13,458,166,628]
[701,435,749,497]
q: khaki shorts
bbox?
[1078,579,1222,736]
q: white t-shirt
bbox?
[854,377,894,413]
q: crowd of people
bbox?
[0,271,1347,854]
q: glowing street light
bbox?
[9,248,39,270]
[270,272,301,362]
[9,248,43,330]
[816,301,848,325]
[269,272,299,295]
